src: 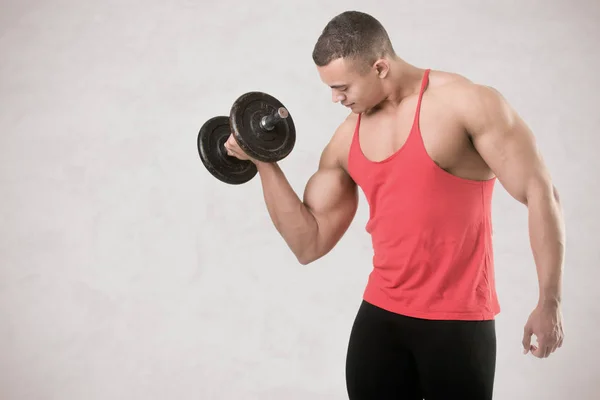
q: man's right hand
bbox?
[224,133,257,163]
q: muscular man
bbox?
[224,11,565,400]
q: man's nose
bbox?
[332,92,345,103]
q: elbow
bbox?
[290,243,314,265]
[296,251,318,265]
[552,185,561,205]
[524,178,561,207]
[294,228,322,265]
[544,183,563,210]
[295,246,324,265]
[297,255,313,265]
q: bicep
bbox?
[302,144,358,254]
[466,85,554,204]
[303,166,358,254]
[304,165,358,220]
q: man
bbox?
[224,10,565,400]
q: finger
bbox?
[531,345,545,358]
[522,330,532,354]
[552,335,564,352]
[552,336,562,353]
[533,342,552,358]
[543,346,551,358]
[536,337,550,358]
[227,134,237,146]
[227,140,240,152]
[530,344,538,353]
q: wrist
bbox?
[255,160,276,171]
[538,295,561,309]
[539,281,561,305]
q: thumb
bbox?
[522,325,533,354]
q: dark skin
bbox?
[224,55,565,359]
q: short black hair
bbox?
[312,11,395,73]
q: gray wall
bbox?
[1,0,598,399]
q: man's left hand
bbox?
[522,302,564,358]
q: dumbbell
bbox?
[197,91,296,184]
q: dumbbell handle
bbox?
[260,107,289,131]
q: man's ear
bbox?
[374,59,390,78]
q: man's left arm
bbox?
[462,83,565,358]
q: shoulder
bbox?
[319,112,358,170]
[333,112,359,142]
[428,70,505,103]
[428,71,515,134]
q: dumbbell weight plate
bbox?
[230,91,296,163]
[197,116,257,184]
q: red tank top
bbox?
[347,69,500,321]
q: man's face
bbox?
[316,57,383,114]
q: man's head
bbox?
[312,11,397,113]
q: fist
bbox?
[522,302,564,358]
[223,134,254,162]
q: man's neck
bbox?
[381,60,426,109]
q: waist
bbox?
[362,223,498,321]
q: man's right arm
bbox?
[255,124,358,265]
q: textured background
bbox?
[1,0,598,399]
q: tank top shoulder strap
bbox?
[412,69,431,127]
[349,112,362,151]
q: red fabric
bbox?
[347,69,500,320]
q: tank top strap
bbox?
[412,69,431,127]
[350,113,362,151]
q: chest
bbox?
[351,96,492,181]
[362,99,466,164]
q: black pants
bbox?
[345,300,496,400]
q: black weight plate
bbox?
[197,116,257,185]
[230,91,296,163]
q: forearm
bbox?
[527,184,565,306]
[255,161,319,262]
